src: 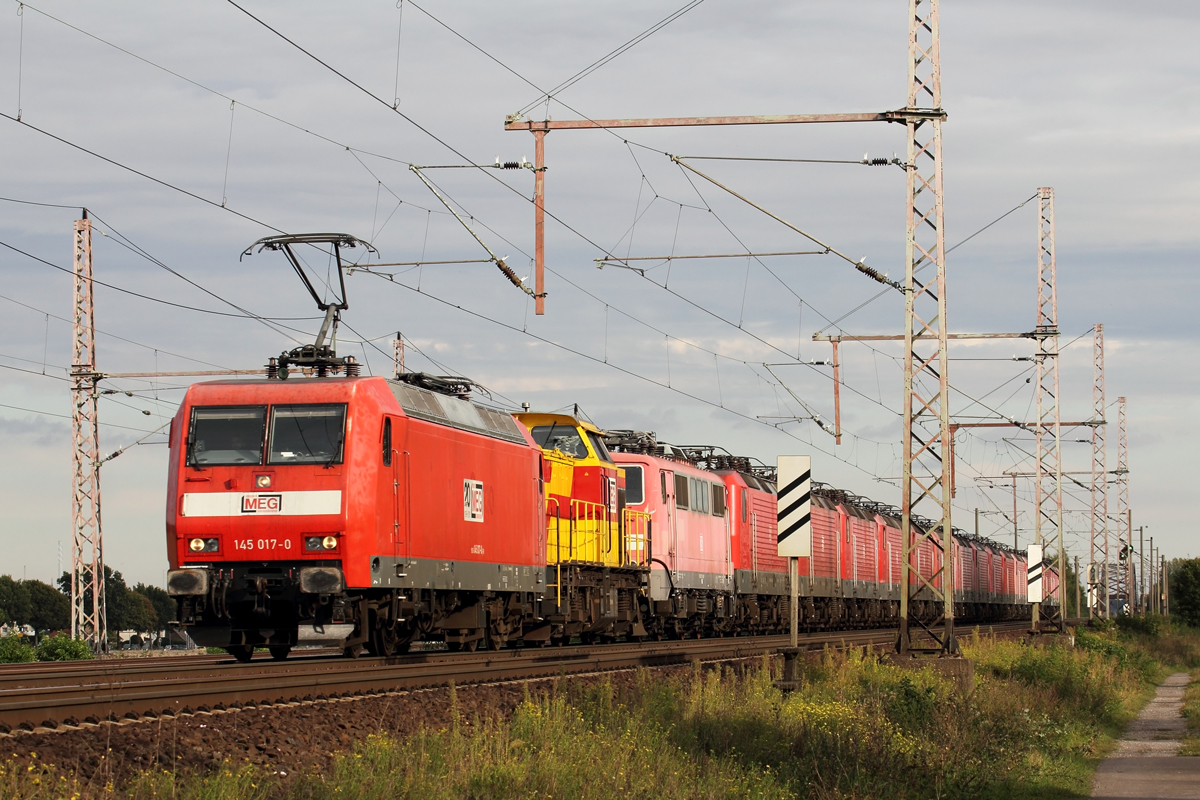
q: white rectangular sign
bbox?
[464,479,485,523]
[1027,543,1044,603]
[181,490,341,517]
[776,455,811,558]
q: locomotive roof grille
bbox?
[388,380,525,444]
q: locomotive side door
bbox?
[661,469,677,571]
[383,416,406,559]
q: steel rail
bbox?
[0,648,342,688]
[0,623,1040,735]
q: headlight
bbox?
[189,538,205,552]
[306,535,339,551]
[188,538,219,553]
[255,474,272,489]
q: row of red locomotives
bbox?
[164,375,1051,660]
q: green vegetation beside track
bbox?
[4,618,1199,800]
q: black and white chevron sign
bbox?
[1026,543,1043,603]
[776,455,811,557]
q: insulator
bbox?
[870,158,890,166]
[502,161,521,170]
[495,259,534,295]
[266,357,279,380]
[345,356,361,377]
[854,260,893,287]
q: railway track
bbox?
[0,621,1044,736]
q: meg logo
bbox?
[463,480,484,523]
[241,494,283,514]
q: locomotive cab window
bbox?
[188,406,266,466]
[530,425,589,459]
[586,431,613,463]
[623,465,644,505]
[382,418,392,466]
[268,404,347,465]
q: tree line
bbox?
[0,567,173,638]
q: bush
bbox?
[1115,613,1166,637]
[1172,559,1200,628]
[0,635,35,663]
[35,633,93,661]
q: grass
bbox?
[5,620,1200,800]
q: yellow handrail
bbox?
[623,509,651,567]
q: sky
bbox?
[0,0,1195,588]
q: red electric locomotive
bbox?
[166,235,549,659]
[603,432,733,638]
[165,373,547,659]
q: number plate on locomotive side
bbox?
[231,537,296,555]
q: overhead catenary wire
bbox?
[399,172,901,430]
[0,401,160,434]
[0,237,314,323]
[15,0,893,403]
[0,112,286,234]
[0,0,940,513]
[356,269,897,480]
[11,1,1060,501]
[817,193,1041,334]
[670,155,903,291]
[5,97,872,431]
[87,210,317,343]
[511,0,709,116]
[0,291,235,370]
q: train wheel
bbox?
[369,621,410,658]
[268,645,291,661]
[227,645,254,663]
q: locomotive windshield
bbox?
[268,404,346,465]
[529,425,589,459]
[586,432,613,462]
[188,406,267,466]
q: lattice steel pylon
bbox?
[1032,187,1064,631]
[1090,324,1108,618]
[1115,396,1130,609]
[70,214,106,652]
[898,0,955,656]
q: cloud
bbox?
[0,0,1195,582]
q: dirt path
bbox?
[1092,673,1200,799]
